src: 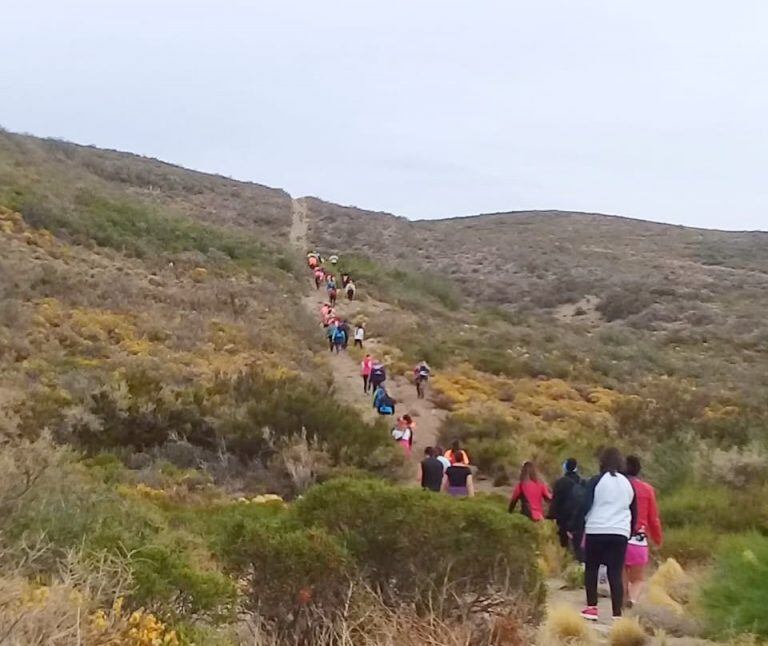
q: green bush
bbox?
[214,511,351,632]
[0,441,234,617]
[292,478,543,614]
[660,525,724,564]
[701,533,768,638]
[438,412,520,480]
[661,485,768,534]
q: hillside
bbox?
[2,130,768,644]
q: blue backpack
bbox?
[333,329,346,343]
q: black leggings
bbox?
[584,534,627,616]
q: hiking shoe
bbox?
[580,606,598,621]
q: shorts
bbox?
[624,543,649,567]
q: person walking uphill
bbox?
[354,323,365,349]
[420,447,444,492]
[549,458,586,561]
[579,447,637,622]
[443,457,475,497]
[360,354,373,393]
[509,461,552,522]
[624,455,663,608]
[369,361,386,393]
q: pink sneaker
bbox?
[580,606,598,621]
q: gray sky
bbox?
[2,1,767,231]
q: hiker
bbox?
[434,445,451,473]
[338,319,350,349]
[444,440,469,465]
[360,354,373,393]
[320,303,331,325]
[413,360,431,399]
[369,361,386,393]
[579,447,637,622]
[314,267,324,290]
[391,415,413,456]
[354,322,365,349]
[419,447,444,492]
[341,273,350,288]
[328,284,337,307]
[326,321,337,352]
[373,384,395,416]
[548,458,586,561]
[308,253,318,269]
[623,455,663,608]
[346,279,356,301]
[332,325,346,353]
[443,455,475,497]
[509,461,552,522]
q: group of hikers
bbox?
[419,444,663,620]
[306,252,659,620]
[308,252,356,306]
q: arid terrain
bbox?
[1,130,766,644]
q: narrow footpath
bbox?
[287,201,706,644]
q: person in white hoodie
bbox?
[579,447,636,622]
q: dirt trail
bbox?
[288,200,447,465]
[301,289,447,457]
[289,197,309,249]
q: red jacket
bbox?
[510,480,552,522]
[630,477,663,546]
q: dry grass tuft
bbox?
[538,605,597,645]
[609,617,648,646]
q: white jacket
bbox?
[585,472,635,538]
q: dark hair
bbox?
[565,457,578,472]
[600,447,625,476]
[403,414,413,425]
[434,445,444,455]
[625,455,641,477]
[519,461,539,483]
[451,440,461,452]
[424,446,434,457]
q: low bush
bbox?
[215,513,351,636]
[660,525,724,565]
[292,478,544,615]
[0,438,235,618]
[661,485,768,534]
[701,533,768,639]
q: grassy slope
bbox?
[2,131,768,640]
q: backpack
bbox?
[567,478,588,531]
[333,329,346,343]
[370,366,385,381]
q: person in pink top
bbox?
[509,461,552,522]
[360,354,373,393]
[623,455,663,607]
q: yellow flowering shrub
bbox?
[89,597,179,646]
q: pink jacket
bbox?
[361,358,373,376]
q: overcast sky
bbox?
[2,1,766,231]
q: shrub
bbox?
[292,478,543,615]
[660,526,724,564]
[701,534,768,639]
[0,438,234,617]
[661,485,768,534]
[213,511,351,636]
